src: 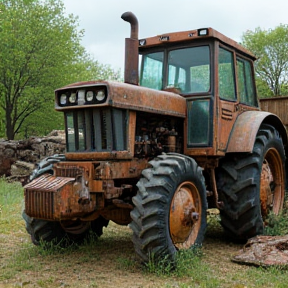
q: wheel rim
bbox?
[169,181,202,249]
[60,220,91,235]
[260,147,284,219]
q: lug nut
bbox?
[191,212,199,221]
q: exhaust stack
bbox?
[121,12,139,85]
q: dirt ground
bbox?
[0,214,253,288]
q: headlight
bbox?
[96,90,106,102]
[60,94,67,105]
[77,90,85,105]
[86,91,94,102]
[69,93,77,103]
[57,86,107,107]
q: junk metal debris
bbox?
[232,235,288,267]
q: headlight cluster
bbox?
[58,87,107,107]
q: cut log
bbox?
[0,130,65,184]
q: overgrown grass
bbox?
[144,246,220,287]
[0,177,24,235]
[0,177,23,211]
[1,178,288,288]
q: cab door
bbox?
[217,46,240,153]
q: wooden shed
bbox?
[259,96,288,129]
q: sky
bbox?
[62,0,288,73]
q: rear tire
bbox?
[130,153,207,263]
[216,124,285,240]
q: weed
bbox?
[116,256,138,271]
[144,253,174,276]
[264,208,288,236]
[144,245,202,276]
[37,236,78,256]
[37,276,54,287]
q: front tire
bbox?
[216,124,285,240]
[23,212,109,246]
[130,153,207,263]
[23,154,109,246]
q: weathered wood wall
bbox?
[259,96,288,128]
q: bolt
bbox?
[191,212,199,221]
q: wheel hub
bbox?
[260,160,274,217]
[169,181,201,249]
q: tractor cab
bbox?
[137,27,261,161]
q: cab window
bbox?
[218,48,236,101]
[237,57,258,106]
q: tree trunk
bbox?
[5,104,15,140]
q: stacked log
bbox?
[0,130,65,184]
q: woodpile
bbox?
[0,130,65,184]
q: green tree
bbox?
[0,0,121,140]
[241,25,288,97]
[19,57,121,139]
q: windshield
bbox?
[140,46,210,94]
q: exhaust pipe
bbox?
[121,12,139,85]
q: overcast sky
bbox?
[62,0,288,72]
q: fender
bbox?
[226,111,287,153]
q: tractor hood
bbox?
[55,80,186,118]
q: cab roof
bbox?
[138,27,256,60]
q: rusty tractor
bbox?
[23,12,287,263]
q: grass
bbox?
[264,198,288,236]
[1,177,288,288]
[144,247,221,288]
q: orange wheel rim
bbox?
[260,148,284,219]
[169,181,201,249]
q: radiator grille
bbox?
[65,108,127,153]
[24,174,74,220]
[25,190,54,219]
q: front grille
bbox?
[65,108,127,153]
[24,174,75,220]
[25,190,54,219]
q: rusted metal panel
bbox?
[55,81,187,118]
[65,151,134,161]
[94,158,148,180]
[128,111,136,156]
[108,81,186,117]
[227,111,269,153]
[139,27,255,60]
[100,207,132,225]
[217,101,239,152]
[260,96,288,127]
[226,111,287,153]
[24,159,148,221]
[24,174,97,220]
